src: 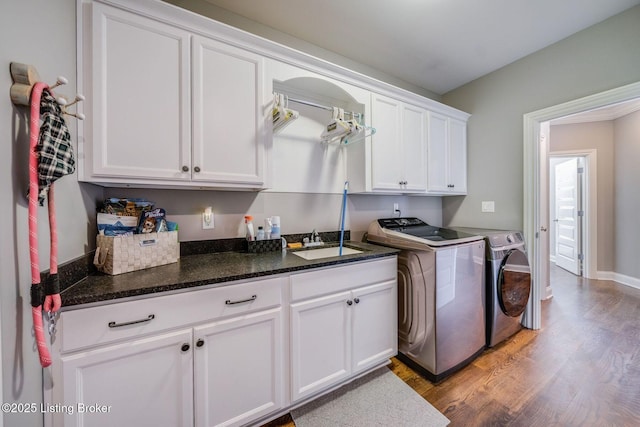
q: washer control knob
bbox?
[506,234,513,243]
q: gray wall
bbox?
[441,5,640,231]
[548,121,615,272]
[1,1,103,425]
[614,109,640,279]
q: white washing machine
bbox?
[367,218,486,382]
[452,228,531,347]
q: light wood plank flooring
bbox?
[264,264,640,426]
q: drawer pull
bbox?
[108,314,155,328]
[225,295,257,305]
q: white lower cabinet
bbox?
[48,276,285,427]
[290,259,397,402]
[47,257,397,427]
[60,328,194,427]
[291,291,352,400]
[194,308,283,427]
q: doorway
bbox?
[522,80,640,330]
[550,156,584,276]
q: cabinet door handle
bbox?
[194,166,201,173]
[182,165,189,172]
[108,314,155,328]
[181,343,190,352]
[354,297,360,304]
[346,300,353,306]
[196,339,205,348]
[225,295,257,305]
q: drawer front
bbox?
[60,276,285,353]
[290,257,397,301]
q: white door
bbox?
[554,157,581,275]
[290,291,351,401]
[351,281,397,373]
[370,93,403,191]
[61,329,194,427]
[193,308,283,427]
[401,104,428,192]
[90,3,191,180]
[448,118,468,193]
[426,112,449,192]
[192,35,265,186]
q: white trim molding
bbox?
[523,80,640,330]
[598,271,640,290]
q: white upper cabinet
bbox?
[426,112,468,194]
[78,0,469,194]
[84,3,192,182]
[401,103,428,192]
[192,36,265,186]
[79,2,267,189]
[349,93,427,193]
[370,94,403,191]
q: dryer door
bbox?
[497,249,531,317]
[397,250,435,353]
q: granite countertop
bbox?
[61,241,398,308]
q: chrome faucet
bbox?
[303,229,323,247]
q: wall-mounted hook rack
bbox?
[10,62,84,120]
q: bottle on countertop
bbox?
[244,215,255,241]
[256,226,265,241]
[271,216,281,239]
[264,218,272,240]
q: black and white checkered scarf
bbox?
[36,89,75,205]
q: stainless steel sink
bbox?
[291,246,363,260]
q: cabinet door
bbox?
[401,104,428,192]
[370,93,403,191]
[426,111,449,192]
[194,308,283,427]
[89,3,191,180]
[60,329,193,427]
[352,280,398,373]
[192,36,265,187]
[448,118,468,193]
[290,291,351,401]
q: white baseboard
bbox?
[597,271,640,290]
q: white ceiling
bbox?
[202,0,640,95]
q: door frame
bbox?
[523,80,640,330]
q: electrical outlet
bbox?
[393,203,400,216]
[481,201,495,213]
[202,207,214,229]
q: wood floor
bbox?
[263,265,640,426]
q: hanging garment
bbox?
[35,89,75,205]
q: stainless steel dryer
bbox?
[367,218,486,382]
[452,228,531,347]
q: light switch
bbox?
[481,201,495,213]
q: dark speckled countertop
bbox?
[61,241,398,308]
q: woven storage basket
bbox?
[94,231,179,275]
